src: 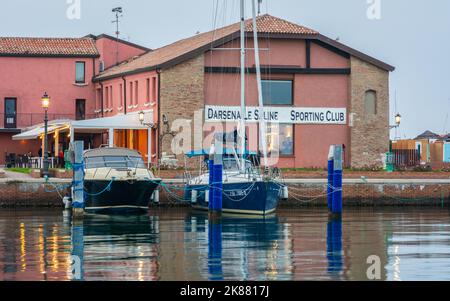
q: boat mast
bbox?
[251,0,268,167]
[239,0,246,172]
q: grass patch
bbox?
[5,168,32,174]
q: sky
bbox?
[1,0,449,139]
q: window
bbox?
[146,78,150,103]
[364,90,377,115]
[129,82,133,105]
[266,124,294,156]
[75,62,85,84]
[76,99,86,120]
[262,80,293,105]
[152,77,157,102]
[109,86,113,108]
[135,81,139,105]
[119,84,123,107]
[104,87,109,108]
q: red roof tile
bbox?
[0,37,99,57]
[95,14,319,80]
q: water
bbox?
[0,208,449,281]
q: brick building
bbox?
[2,14,394,169]
[94,14,394,168]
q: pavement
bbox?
[0,168,32,179]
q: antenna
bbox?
[112,7,123,65]
[258,0,263,15]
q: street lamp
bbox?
[390,113,402,129]
[41,92,50,178]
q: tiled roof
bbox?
[0,37,99,57]
[95,14,319,80]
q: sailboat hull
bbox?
[185,180,282,215]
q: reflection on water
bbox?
[0,208,449,281]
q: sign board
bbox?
[205,105,347,125]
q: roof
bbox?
[0,37,99,57]
[414,130,441,140]
[94,14,394,81]
[84,147,142,158]
[84,34,152,52]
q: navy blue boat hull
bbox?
[185,181,282,215]
[84,179,161,214]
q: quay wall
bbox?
[0,179,449,208]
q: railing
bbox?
[0,113,97,129]
[392,149,420,168]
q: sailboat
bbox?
[184,0,287,215]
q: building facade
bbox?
[2,15,394,169]
[0,35,149,165]
[95,15,394,169]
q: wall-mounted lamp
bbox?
[390,113,402,129]
[138,111,157,129]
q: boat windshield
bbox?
[85,156,146,169]
[222,159,254,173]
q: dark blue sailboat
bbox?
[184,0,287,215]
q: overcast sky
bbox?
[1,0,449,139]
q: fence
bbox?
[392,149,420,168]
[1,113,97,129]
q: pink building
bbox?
[2,15,394,169]
[0,35,149,165]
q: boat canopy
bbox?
[185,148,257,158]
[84,147,143,158]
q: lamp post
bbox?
[41,92,50,178]
[389,113,402,140]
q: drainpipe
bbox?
[156,68,161,163]
[122,76,127,115]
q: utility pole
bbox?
[112,7,123,66]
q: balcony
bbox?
[0,113,97,131]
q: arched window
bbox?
[364,90,377,115]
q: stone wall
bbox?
[0,179,448,208]
[159,55,205,167]
[349,56,390,168]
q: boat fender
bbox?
[282,186,289,200]
[153,189,160,204]
[191,190,198,204]
[205,190,209,203]
[63,196,72,209]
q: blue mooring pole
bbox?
[209,137,223,215]
[208,159,214,209]
[327,146,335,211]
[208,218,223,280]
[72,140,85,218]
[331,145,343,216]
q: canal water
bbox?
[0,208,449,281]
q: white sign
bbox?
[205,105,347,125]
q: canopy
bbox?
[12,120,71,140]
[185,148,257,158]
[12,111,153,141]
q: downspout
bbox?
[122,76,127,115]
[156,68,162,163]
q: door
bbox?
[76,99,86,120]
[4,98,17,128]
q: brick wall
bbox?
[159,55,205,167]
[349,57,390,168]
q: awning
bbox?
[71,111,153,130]
[12,111,153,141]
[12,120,71,140]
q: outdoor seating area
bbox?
[4,153,61,169]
